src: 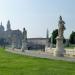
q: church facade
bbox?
[0,20,49,50]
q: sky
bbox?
[0,0,75,38]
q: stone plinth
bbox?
[21,40,27,52]
[54,36,65,57]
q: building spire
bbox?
[7,20,11,31]
[0,21,4,31]
[1,21,2,26]
[46,28,49,39]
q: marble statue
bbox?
[58,16,65,37]
[21,28,28,52]
[54,16,66,57]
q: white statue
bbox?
[21,28,27,52]
[58,16,65,37]
[54,16,66,57]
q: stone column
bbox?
[54,16,66,57]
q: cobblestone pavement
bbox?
[6,48,75,62]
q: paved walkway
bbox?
[6,48,75,62]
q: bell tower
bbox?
[7,20,11,31]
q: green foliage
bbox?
[0,48,75,75]
[65,44,75,49]
[49,29,66,44]
[0,38,10,48]
[52,29,58,44]
[0,38,6,48]
[69,31,75,44]
[48,29,58,44]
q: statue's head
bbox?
[59,16,62,20]
[59,16,65,25]
[23,28,25,31]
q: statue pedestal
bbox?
[21,40,27,52]
[54,36,65,57]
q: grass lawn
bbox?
[0,48,75,75]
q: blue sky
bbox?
[0,0,75,38]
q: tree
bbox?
[49,29,66,44]
[0,38,5,47]
[52,29,58,44]
[69,31,75,44]
[0,38,8,48]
